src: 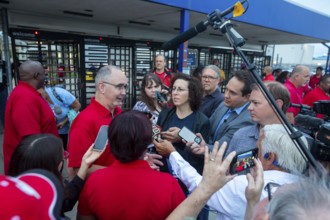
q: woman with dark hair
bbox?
[8,133,104,215]
[133,73,167,124]
[157,73,210,175]
[276,70,290,84]
[191,65,204,81]
[77,111,185,220]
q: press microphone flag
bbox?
[162,0,247,50]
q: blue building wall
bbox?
[149,0,330,41]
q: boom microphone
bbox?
[162,21,207,50]
[162,0,247,50]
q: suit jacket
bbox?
[209,102,255,148]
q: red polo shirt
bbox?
[3,81,58,173]
[67,97,122,168]
[153,71,172,88]
[263,74,275,81]
[284,80,303,117]
[78,160,185,219]
[309,74,321,89]
[303,87,330,118]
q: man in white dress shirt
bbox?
[155,124,308,220]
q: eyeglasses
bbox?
[103,81,128,91]
[264,182,280,201]
[201,75,218,80]
[170,87,188,93]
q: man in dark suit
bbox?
[189,70,255,153]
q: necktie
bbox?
[212,109,234,143]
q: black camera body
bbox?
[295,101,330,161]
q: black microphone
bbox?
[162,0,247,50]
[162,21,207,50]
[295,114,324,130]
[290,103,312,110]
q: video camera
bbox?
[294,101,330,161]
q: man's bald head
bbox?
[19,60,45,89]
[19,61,43,80]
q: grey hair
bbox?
[203,65,220,78]
[291,64,309,76]
[267,169,330,220]
[264,66,273,73]
[261,124,308,174]
[94,65,122,89]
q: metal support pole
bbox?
[322,43,330,74]
[1,8,12,92]
[178,9,189,74]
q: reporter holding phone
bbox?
[155,124,308,220]
[133,73,167,124]
[157,73,210,175]
[77,111,185,220]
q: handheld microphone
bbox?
[295,114,324,130]
[162,0,247,50]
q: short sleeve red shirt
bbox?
[263,74,275,81]
[303,87,330,118]
[309,75,321,89]
[78,160,185,219]
[3,81,58,173]
[154,71,172,88]
[67,97,122,168]
[284,80,303,116]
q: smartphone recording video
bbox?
[229,148,258,175]
[152,124,162,142]
[93,125,109,151]
[156,91,166,103]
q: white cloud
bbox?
[285,0,330,17]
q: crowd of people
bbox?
[1,57,330,220]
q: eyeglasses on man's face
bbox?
[103,81,128,91]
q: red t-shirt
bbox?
[263,74,275,81]
[154,71,172,89]
[303,87,330,118]
[67,97,122,168]
[284,80,303,117]
[309,75,321,89]
[78,160,185,219]
[3,81,58,173]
